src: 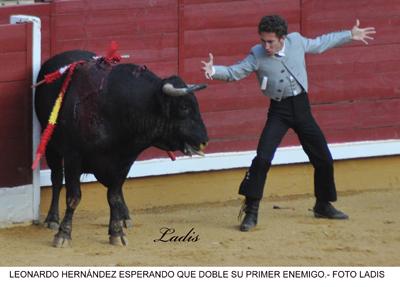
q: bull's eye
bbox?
[179,103,191,116]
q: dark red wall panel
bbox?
[49,0,179,77]
[300,0,400,147]
[0,23,32,187]
[0,3,51,63]
[181,0,400,154]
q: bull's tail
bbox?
[32,63,80,170]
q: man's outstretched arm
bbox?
[201,52,257,81]
[303,19,376,54]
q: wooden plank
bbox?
[305,42,400,104]
[54,8,178,27]
[0,24,27,53]
[302,0,400,20]
[0,21,31,186]
[0,139,31,187]
[308,70,400,104]
[184,0,235,4]
[0,24,32,186]
[0,81,29,105]
[51,0,176,14]
[85,0,176,10]
[312,98,400,131]
[0,51,27,82]
[53,31,177,51]
[307,44,400,69]
[301,0,400,46]
[50,1,177,56]
[325,126,400,144]
[0,114,30,140]
[0,3,50,23]
[183,0,300,31]
[0,82,31,140]
[0,4,51,64]
[183,27,262,59]
[50,0,86,14]
[52,8,177,41]
[303,17,398,47]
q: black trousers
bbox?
[239,92,337,202]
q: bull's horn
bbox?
[162,83,188,97]
[186,83,208,92]
[162,83,208,97]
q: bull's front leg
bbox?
[107,185,129,246]
[53,155,82,248]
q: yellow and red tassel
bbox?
[32,62,81,170]
[31,65,70,88]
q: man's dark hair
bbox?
[258,15,288,38]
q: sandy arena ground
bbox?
[0,189,399,266]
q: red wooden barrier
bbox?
[0,0,399,165]
[302,0,400,145]
[49,0,178,77]
[181,0,400,153]
[0,3,51,63]
[0,22,32,187]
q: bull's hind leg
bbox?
[120,192,133,229]
[53,154,82,248]
[44,148,63,230]
[107,185,129,246]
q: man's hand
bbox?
[201,53,214,80]
[351,19,376,45]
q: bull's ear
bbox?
[187,84,207,93]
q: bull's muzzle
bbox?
[184,142,207,157]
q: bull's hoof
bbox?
[109,235,129,246]
[44,221,60,230]
[123,219,133,229]
[52,235,72,248]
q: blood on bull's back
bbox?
[35,50,96,129]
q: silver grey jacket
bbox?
[213,31,352,101]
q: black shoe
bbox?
[313,201,349,220]
[240,213,258,231]
[239,198,260,231]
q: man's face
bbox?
[259,32,285,56]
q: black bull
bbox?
[35,50,208,247]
